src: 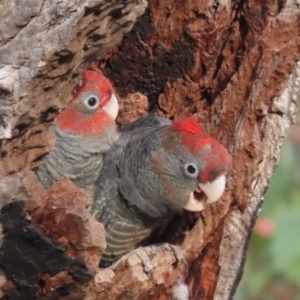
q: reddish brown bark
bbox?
[98,1,300,299]
[0,0,299,299]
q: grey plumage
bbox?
[122,113,172,132]
[92,114,232,267]
[36,123,118,196]
[92,115,197,267]
[92,122,170,267]
[35,70,119,196]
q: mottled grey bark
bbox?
[215,62,299,299]
[0,1,147,299]
[0,0,299,299]
[0,0,146,178]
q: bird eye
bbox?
[88,97,97,107]
[83,95,100,110]
[184,164,198,178]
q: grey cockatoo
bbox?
[91,115,232,268]
[36,70,119,197]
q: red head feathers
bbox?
[172,117,205,135]
[172,117,232,183]
[56,70,119,137]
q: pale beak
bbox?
[184,174,226,212]
[102,93,119,120]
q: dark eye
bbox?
[187,165,196,174]
[184,164,198,178]
[83,95,100,110]
[88,97,97,107]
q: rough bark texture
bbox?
[99,1,300,299]
[0,0,147,299]
[0,0,299,299]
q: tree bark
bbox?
[0,0,299,300]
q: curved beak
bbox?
[199,175,226,204]
[184,174,227,212]
[102,93,119,120]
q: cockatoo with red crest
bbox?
[91,114,232,267]
[36,70,119,196]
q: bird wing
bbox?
[115,166,164,218]
[122,113,172,133]
[93,118,172,266]
[91,136,125,223]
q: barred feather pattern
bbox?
[92,121,175,267]
[99,201,159,267]
[92,115,232,267]
[36,123,118,192]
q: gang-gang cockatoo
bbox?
[91,114,232,268]
[36,70,119,197]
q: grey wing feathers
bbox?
[93,114,170,220]
[92,115,173,267]
[91,139,124,221]
[122,114,172,132]
[116,176,164,218]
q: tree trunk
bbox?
[0,0,299,299]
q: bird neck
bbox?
[55,108,115,137]
[52,122,118,155]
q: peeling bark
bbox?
[0,0,299,299]
[0,0,146,177]
[0,0,148,298]
[100,1,300,299]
